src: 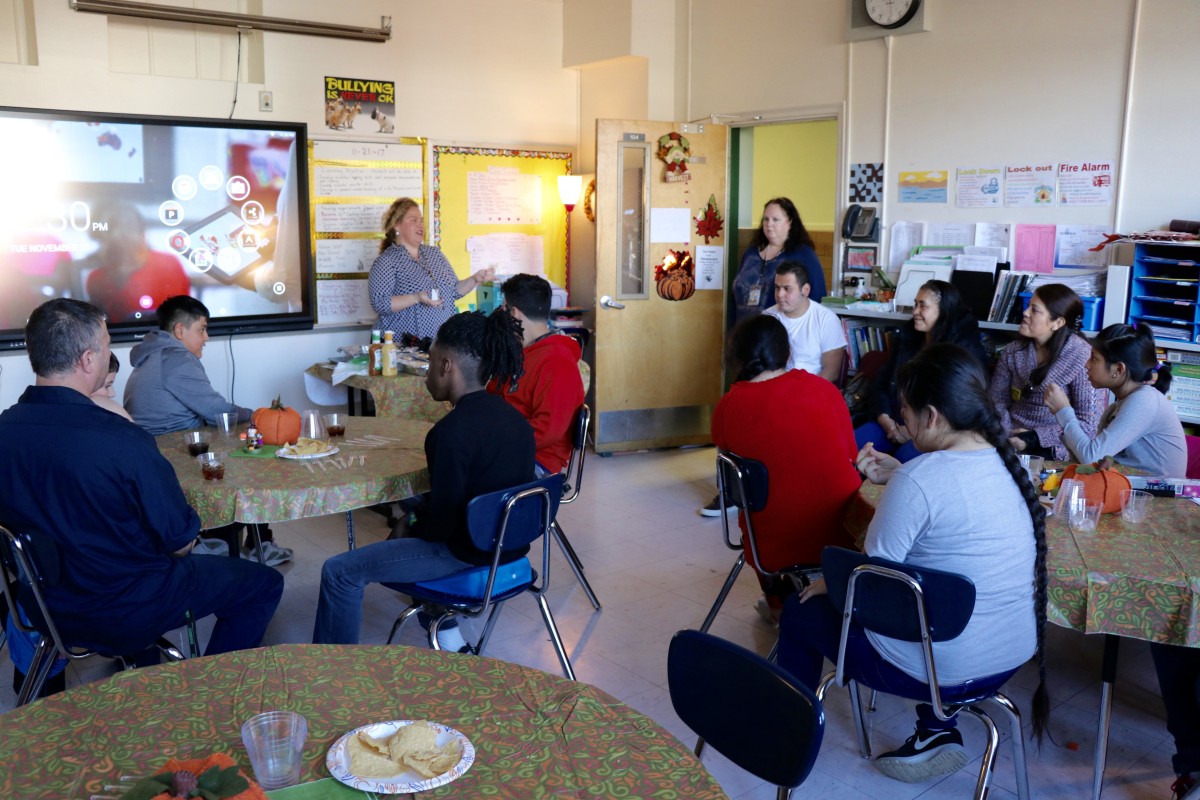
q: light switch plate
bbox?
[259,91,273,112]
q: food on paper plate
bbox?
[286,437,332,456]
[347,722,463,780]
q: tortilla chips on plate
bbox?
[346,722,463,780]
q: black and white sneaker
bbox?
[874,726,968,783]
[698,494,735,517]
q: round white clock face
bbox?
[865,0,919,29]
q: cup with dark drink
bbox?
[197,452,225,481]
[183,430,210,457]
[323,413,346,438]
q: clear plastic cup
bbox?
[182,430,209,457]
[1120,489,1151,524]
[322,413,346,438]
[299,409,326,441]
[1068,499,1103,533]
[214,411,238,438]
[1052,478,1084,518]
[196,452,225,481]
[241,711,307,790]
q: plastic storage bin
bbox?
[1018,292,1104,332]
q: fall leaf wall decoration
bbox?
[695,194,724,243]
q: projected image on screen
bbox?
[0,107,312,346]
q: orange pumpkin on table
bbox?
[252,397,302,446]
[1061,462,1131,514]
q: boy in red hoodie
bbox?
[490,274,584,474]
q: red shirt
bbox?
[711,369,861,572]
[87,250,192,322]
[490,333,584,474]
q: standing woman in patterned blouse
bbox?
[987,283,1104,460]
[368,198,494,340]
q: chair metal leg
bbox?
[766,639,778,663]
[867,688,878,712]
[155,637,187,662]
[987,692,1030,800]
[345,510,356,551]
[248,524,266,564]
[700,555,744,633]
[475,602,508,655]
[961,706,1001,800]
[848,681,872,759]
[17,638,57,707]
[1092,635,1120,800]
[551,521,601,610]
[694,737,706,758]
[534,593,575,680]
[386,605,421,645]
[775,787,791,800]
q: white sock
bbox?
[435,624,467,652]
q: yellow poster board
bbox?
[431,145,572,305]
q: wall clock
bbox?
[846,0,929,42]
[865,0,921,29]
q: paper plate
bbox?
[276,444,339,460]
[326,720,474,794]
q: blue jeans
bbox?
[777,593,1016,731]
[313,538,474,645]
[854,421,921,464]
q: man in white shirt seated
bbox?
[764,261,846,382]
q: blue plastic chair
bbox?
[0,523,195,706]
[700,450,820,635]
[817,546,1030,800]
[668,629,825,799]
[384,475,575,680]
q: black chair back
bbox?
[561,404,590,503]
[822,546,975,643]
[0,524,65,641]
[716,450,768,513]
[668,629,824,790]
[465,474,564,553]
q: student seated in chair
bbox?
[777,344,1050,783]
[312,309,534,649]
[489,273,584,476]
[0,299,283,673]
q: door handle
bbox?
[599,295,626,310]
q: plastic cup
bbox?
[197,452,224,481]
[322,413,346,438]
[299,409,326,441]
[1120,489,1151,524]
[241,711,307,790]
[214,411,238,438]
[1052,478,1084,518]
[1068,499,1103,533]
[182,430,209,457]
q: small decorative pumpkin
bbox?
[252,396,302,446]
[654,249,696,302]
[1061,462,1131,514]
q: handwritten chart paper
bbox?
[315,204,389,233]
[314,166,420,198]
[1005,163,1055,207]
[956,166,1002,208]
[1055,224,1110,268]
[467,168,543,225]
[316,278,371,325]
[315,238,379,273]
[1013,224,1058,273]
[466,233,545,276]
[1058,160,1114,207]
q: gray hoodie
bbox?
[124,330,250,436]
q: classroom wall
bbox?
[750,120,839,232]
[0,0,577,414]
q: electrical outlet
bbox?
[258,91,273,112]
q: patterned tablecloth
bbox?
[307,364,450,422]
[158,417,432,530]
[845,483,1200,647]
[0,644,728,800]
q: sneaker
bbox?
[192,538,229,557]
[755,597,780,627]
[699,494,735,517]
[874,726,968,783]
[243,539,294,567]
[1173,773,1200,800]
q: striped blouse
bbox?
[368,243,462,340]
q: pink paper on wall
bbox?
[1012,224,1057,274]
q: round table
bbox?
[0,644,728,799]
[307,363,450,422]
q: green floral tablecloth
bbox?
[158,417,432,530]
[846,483,1200,646]
[307,364,450,423]
[0,644,728,800]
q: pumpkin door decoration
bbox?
[695,194,724,243]
[656,132,691,183]
[654,249,696,302]
[252,396,302,446]
[1061,462,1132,514]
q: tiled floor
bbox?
[0,446,1181,798]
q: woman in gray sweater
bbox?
[1046,322,1187,477]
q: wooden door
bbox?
[593,119,729,453]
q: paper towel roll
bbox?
[1168,219,1200,234]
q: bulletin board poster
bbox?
[1005,163,1056,207]
[1058,160,1114,207]
[955,166,1002,209]
[898,170,948,203]
[308,138,425,325]
[323,76,396,137]
[431,145,572,304]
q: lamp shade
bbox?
[558,175,583,211]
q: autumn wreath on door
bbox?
[655,249,695,301]
[656,132,691,182]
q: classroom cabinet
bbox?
[1128,242,1200,345]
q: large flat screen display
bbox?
[0,106,313,349]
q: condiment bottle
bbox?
[381,330,398,376]
[367,330,383,376]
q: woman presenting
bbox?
[729,197,826,326]
[368,197,494,340]
[987,283,1103,460]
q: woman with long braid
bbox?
[313,309,534,646]
[777,344,1049,784]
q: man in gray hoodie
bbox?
[124,295,251,436]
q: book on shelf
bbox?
[988,271,1034,323]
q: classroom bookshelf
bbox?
[1128,241,1200,424]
